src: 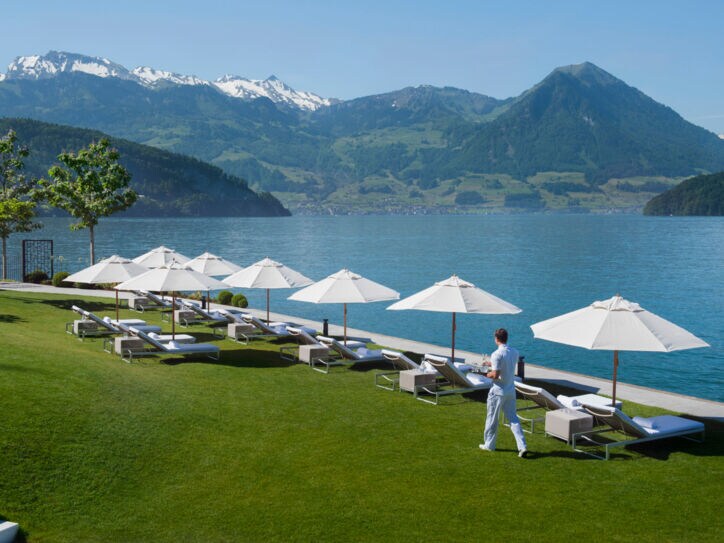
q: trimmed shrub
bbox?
[217,290,233,305]
[24,270,48,283]
[52,271,72,287]
[231,293,248,308]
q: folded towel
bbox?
[633,416,659,430]
[149,332,160,339]
[454,362,474,372]
[103,316,112,323]
[557,395,581,408]
[168,341,180,349]
[419,361,437,373]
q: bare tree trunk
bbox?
[89,224,95,265]
[1,236,6,280]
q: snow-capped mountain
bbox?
[131,66,209,88]
[1,51,332,110]
[5,51,134,81]
[214,74,333,110]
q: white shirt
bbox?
[490,343,519,394]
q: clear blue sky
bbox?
[2,0,723,133]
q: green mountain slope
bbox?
[0,118,289,217]
[643,172,724,216]
[443,63,724,183]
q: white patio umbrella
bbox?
[530,294,710,404]
[186,252,242,276]
[225,257,313,324]
[132,245,191,268]
[186,252,242,310]
[115,263,228,339]
[65,255,148,320]
[387,275,522,361]
[288,268,399,344]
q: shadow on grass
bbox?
[37,298,113,313]
[0,363,37,372]
[161,347,297,369]
[0,314,25,323]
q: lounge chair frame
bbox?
[114,325,221,364]
[66,305,160,341]
[130,290,172,312]
[572,405,705,460]
[374,350,425,391]
[311,336,386,374]
[414,356,491,405]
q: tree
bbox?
[0,129,41,279]
[41,139,137,264]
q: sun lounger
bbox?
[66,305,161,339]
[241,314,316,339]
[129,290,171,313]
[279,326,361,362]
[103,322,196,354]
[374,349,441,390]
[116,326,220,363]
[177,300,229,326]
[412,354,493,405]
[572,404,705,460]
[513,382,622,433]
[312,336,387,373]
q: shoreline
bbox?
[3,281,722,421]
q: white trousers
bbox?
[483,390,527,452]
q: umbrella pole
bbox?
[344,302,347,345]
[115,289,119,321]
[267,288,270,324]
[207,289,210,311]
[172,292,176,340]
[612,350,619,406]
[451,312,456,361]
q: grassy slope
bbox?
[0,291,721,542]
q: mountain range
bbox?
[1,51,723,214]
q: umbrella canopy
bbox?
[288,268,399,343]
[66,255,148,320]
[530,294,710,403]
[66,255,148,284]
[186,252,242,276]
[115,264,228,338]
[132,245,191,268]
[224,257,313,323]
[387,275,522,360]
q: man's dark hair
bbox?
[495,328,508,343]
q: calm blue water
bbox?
[8,214,723,402]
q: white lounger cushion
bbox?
[453,362,474,372]
[558,393,617,410]
[632,415,705,436]
[465,373,493,386]
[354,347,382,359]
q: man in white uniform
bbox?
[480,328,528,458]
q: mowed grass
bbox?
[0,291,722,542]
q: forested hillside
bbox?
[0,118,289,217]
[644,172,724,216]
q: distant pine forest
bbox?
[644,172,724,216]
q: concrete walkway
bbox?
[3,282,722,421]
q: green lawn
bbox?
[0,291,721,542]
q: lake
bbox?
[7,214,723,402]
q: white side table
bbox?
[545,408,594,444]
[399,370,437,393]
[299,345,330,365]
